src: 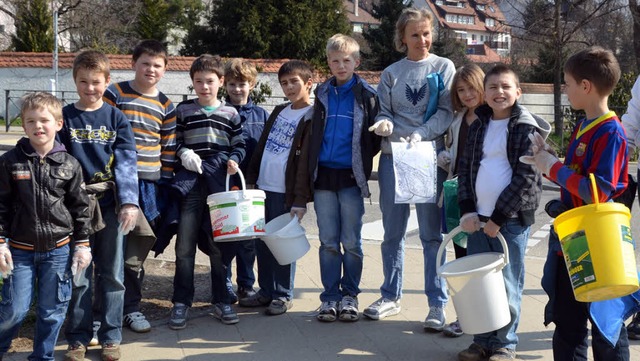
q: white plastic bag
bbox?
[391,141,437,204]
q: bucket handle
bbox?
[436,226,509,277]
[589,173,599,206]
[225,167,247,192]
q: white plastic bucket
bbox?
[261,213,310,265]
[206,169,266,242]
[436,226,511,335]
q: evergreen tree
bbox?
[182,0,350,67]
[12,0,54,52]
[136,0,170,42]
[361,0,410,70]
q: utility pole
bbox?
[52,1,58,94]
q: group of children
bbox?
[0,7,636,361]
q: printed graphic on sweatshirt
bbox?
[265,113,298,155]
[405,83,427,106]
[69,125,117,144]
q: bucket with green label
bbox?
[554,174,639,302]
[207,169,266,242]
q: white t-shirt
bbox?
[257,104,312,193]
[476,117,512,217]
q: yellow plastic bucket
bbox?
[553,174,638,302]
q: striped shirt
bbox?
[104,81,177,180]
[176,99,245,164]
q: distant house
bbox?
[342,0,380,33]
[415,0,511,60]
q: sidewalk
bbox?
[6,236,640,361]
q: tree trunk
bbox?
[630,0,640,73]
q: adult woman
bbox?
[364,7,455,332]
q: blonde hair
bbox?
[20,92,63,121]
[326,33,360,60]
[224,58,259,86]
[451,64,485,112]
[394,8,433,53]
[72,50,110,80]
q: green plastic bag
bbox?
[443,177,467,248]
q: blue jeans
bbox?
[66,203,124,346]
[377,154,448,306]
[0,245,71,360]
[172,183,232,306]
[467,219,529,350]
[255,191,295,301]
[314,187,364,301]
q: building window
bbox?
[480,35,484,42]
[477,4,485,10]
[486,18,495,26]
[472,34,476,40]
[446,14,455,22]
[353,24,363,33]
[436,0,443,4]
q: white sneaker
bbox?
[338,295,359,322]
[423,306,446,332]
[317,300,339,322]
[124,311,151,333]
[363,297,401,320]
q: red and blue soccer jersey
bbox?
[548,111,628,208]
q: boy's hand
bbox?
[71,245,92,283]
[400,132,421,148]
[368,119,393,137]
[437,150,452,170]
[180,149,203,174]
[460,212,480,233]
[118,204,139,235]
[0,242,13,278]
[483,220,500,238]
[227,160,239,175]
[290,207,307,222]
[519,133,559,175]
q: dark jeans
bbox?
[552,254,630,361]
[224,239,256,290]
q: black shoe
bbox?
[226,283,238,304]
[628,313,640,340]
[237,286,256,299]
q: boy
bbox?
[104,39,177,333]
[168,54,245,329]
[304,34,380,322]
[60,50,139,361]
[0,92,92,361]
[457,64,550,361]
[242,59,314,316]
[523,47,630,360]
[222,58,269,302]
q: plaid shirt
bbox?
[457,102,544,227]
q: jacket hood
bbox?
[476,102,551,139]
[17,137,67,158]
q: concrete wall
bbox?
[0,67,564,127]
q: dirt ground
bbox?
[9,259,213,353]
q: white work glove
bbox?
[71,244,92,283]
[180,149,203,174]
[519,133,559,175]
[460,212,481,233]
[400,132,422,148]
[118,204,139,235]
[368,119,394,137]
[227,159,239,175]
[0,242,13,278]
[290,207,307,221]
[437,150,452,170]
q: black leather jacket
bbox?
[0,138,91,252]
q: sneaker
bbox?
[443,319,464,337]
[363,297,401,320]
[338,295,360,322]
[237,286,257,299]
[89,320,101,346]
[489,348,516,361]
[213,302,239,325]
[239,292,272,307]
[123,311,151,333]
[423,306,446,332]
[266,298,293,315]
[317,300,339,322]
[101,343,121,361]
[227,283,238,304]
[628,313,640,340]
[169,303,189,330]
[458,343,490,361]
[64,343,86,361]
